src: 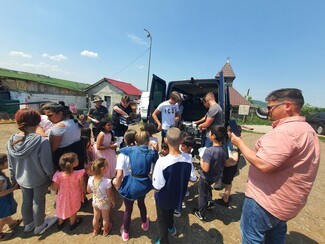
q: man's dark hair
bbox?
[265,88,304,109]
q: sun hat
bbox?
[93,96,103,103]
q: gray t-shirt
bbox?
[206,103,223,130]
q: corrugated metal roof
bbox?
[0,67,89,91]
[104,78,142,96]
[229,87,253,107]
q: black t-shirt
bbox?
[112,103,132,132]
[88,105,108,127]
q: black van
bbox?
[147,72,231,148]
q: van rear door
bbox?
[147,74,167,122]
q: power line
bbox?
[110,48,150,78]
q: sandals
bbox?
[103,223,113,237]
[69,217,83,231]
[93,229,100,236]
[8,219,22,231]
[57,220,65,230]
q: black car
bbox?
[147,72,231,152]
[307,112,325,135]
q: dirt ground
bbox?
[0,123,324,244]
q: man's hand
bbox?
[157,123,162,131]
[198,124,206,131]
[231,132,242,147]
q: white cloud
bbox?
[42,53,68,61]
[9,51,32,59]
[22,62,59,71]
[135,64,145,69]
[127,34,147,45]
[80,50,98,58]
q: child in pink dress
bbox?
[51,152,85,230]
[94,119,117,179]
[87,158,115,236]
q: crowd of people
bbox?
[0,88,320,244]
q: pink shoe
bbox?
[141,216,150,231]
[120,225,129,242]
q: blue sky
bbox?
[1,0,324,107]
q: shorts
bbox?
[222,164,238,185]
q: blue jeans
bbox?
[204,135,213,148]
[161,130,167,142]
[241,198,287,244]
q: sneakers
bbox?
[168,226,177,236]
[120,225,130,242]
[215,198,229,207]
[24,221,35,233]
[34,216,58,235]
[141,216,150,231]
[193,209,207,221]
[173,209,181,217]
[206,200,215,209]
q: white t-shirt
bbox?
[157,100,179,130]
[115,153,131,177]
[50,119,81,148]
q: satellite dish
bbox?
[256,107,268,120]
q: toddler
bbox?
[87,158,115,236]
[0,153,21,240]
[51,152,85,230]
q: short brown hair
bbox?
[166,127,182,148]
[121,95,131,103]
[265,88,304,109]
[170,91,181,103]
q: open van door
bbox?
[217,71,230,127]
[147,74,167,123]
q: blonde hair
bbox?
[91,158,108,177]
[135,130,150,146]
[59,152,78,174]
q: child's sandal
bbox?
[69,217,83,231]
[8,219,22,231]
[93,229,100,236]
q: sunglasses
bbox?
[267,102,285,111]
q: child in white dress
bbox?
[87,158,115,236]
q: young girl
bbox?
[6,108,56,235]
[87,158,115,236]
[193,125,228,221]
[114,131,158,242]
[51,152,85,230]
[94,119,117,179]
[0,153,21,240]
[141,123,159,151]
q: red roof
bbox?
[229,87,252,107]
[104,78,142,96]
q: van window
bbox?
[153,82,165,108]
